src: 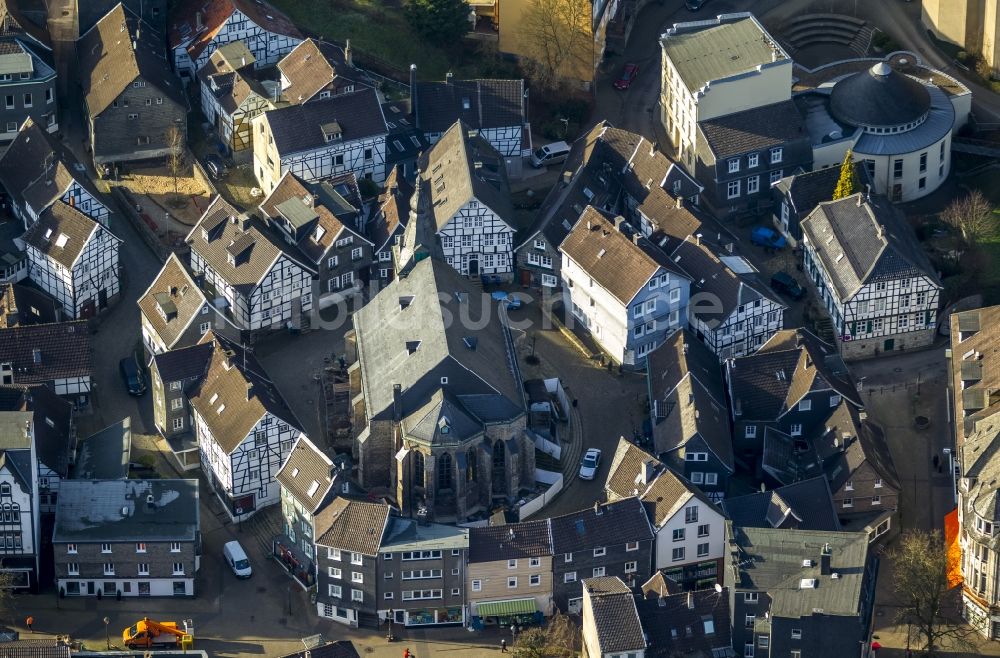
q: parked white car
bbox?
[579,448,602,480]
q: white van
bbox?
[531,141,571,168]
[223,540,252,579]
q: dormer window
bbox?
[406,340,421,355]
[227,252,236,266]
[977,516,994,536]
[314,225,326,242]
[321,121,343,142]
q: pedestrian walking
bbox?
[501,638,507,653]
[402,648,411,658]
[25,616,33,632]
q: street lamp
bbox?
[944,448,957,503]
[386,609,396,642]
[510,623,518,647]
[103,617,110,650]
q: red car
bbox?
[613,63,639,90]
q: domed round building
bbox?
[794,54,971,202]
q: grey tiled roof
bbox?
[314,498,391,555]
[698,99,806,161]
[353,257,524,427]
[416,120,516,233]
[416,78,525,133]
[0,284,61,327]
[773,164,869,219]
[0,0,52,49]
[730,526,870,619]
[469,519,552,562]
[723,476,841,531]
[188,333,302,453]
[188,196,314,294]
[53,479,199,543]
[275,435,336,514]
[550,497,653,554]
[727,328,860,422]
[367,165,412,252]
[830,62,931,128]
[0,385,72,477]
[79,3,185,117]
[800,192,940,301]
[0,321,91,384]
[637,587,734,657]
[21,201,111,270]
[640,467,718,527]
[262,88,386,155]
[584,577,647,654]
[151,342,213,383]
[75,416,131,480]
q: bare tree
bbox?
[889,530,976,656]
[512,612,577,657]
[940,189,996,243]
[0,566,17,623]
[165,124,186,206]
[519,0,592,91]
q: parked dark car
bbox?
[204,154,225,180]
[119,356,147,396]
[770,271,805,300]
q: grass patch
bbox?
[269,0,453,78]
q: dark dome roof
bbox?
[829,62,931,128]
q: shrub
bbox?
[957,50,970,63]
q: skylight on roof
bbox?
[307,480,320,496]
[291,467,300,477]
[43,228,52,240]
[54,233,68,248]
[210,393,219,405]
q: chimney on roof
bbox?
[195,11,203,30]
[640,458,656,485]
[613,216,627,232]
[864,183,872,203]
[633,233,641,246]
[696,233,703,246]
[344,39,353,67]
[687,591,695,610]
[676,196,683,209]
[245,381,253,402]
[409,64,418,123]
[594,500,602,516]
[392,383,402,422]
[820,543,832,576]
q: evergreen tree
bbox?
[833,149,859,200]
[406,0,472,44]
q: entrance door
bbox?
[87,581,95,595]
[98,288,108,309]
[468,257,479,277]
[884,338,895,352]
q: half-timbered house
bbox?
[0,3,57,142]
[516,121,702,290]
[801,192,941,360]
[671,236,785,360]
[149,341,214,471]
[349,254,532,522]
[197,42,272,158]
[189,332,305,520]
[21,201,121,320]
[365,166,412,285]
[0,321,92,408]
[252,87,388,193]
[258,171,372,303]
[0,411,40,591]
[169,0,302,81]
[412,72,529,174]
[79,4,188,170]
[276,39,362,105]
[187,196,315,333]
[412,120,517,281]
[646,329,733,497]
[559,207,691,369]
[0,118,111,228]
[138,252,240,356]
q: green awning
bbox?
[476,598,537,617]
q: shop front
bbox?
[402,606,465,626]
[471,598,544,630]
